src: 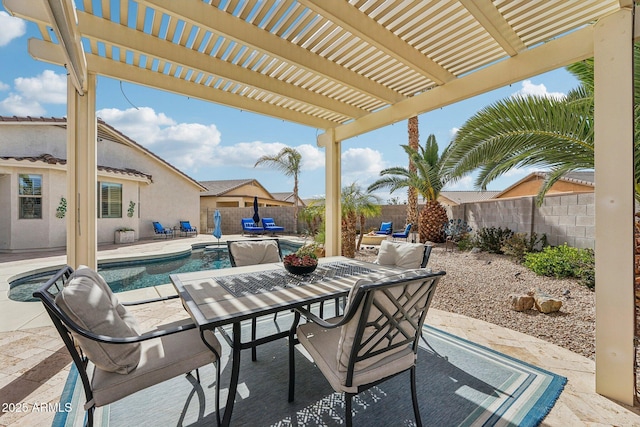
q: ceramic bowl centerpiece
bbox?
[283,244,318,275]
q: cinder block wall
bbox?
[200,193,595,249]
[450,192,594,249]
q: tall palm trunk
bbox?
[341,211,357,258]
[407,116,419,238]
[293,176,299,234]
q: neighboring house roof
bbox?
[439,191,500,205]
[199,179,268,197]
[495,171,595,198]
[271,191,306,206]
[0,153,153,181]
[0,116,206,191]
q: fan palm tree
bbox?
[443,45,640,204]
[368,134,449,243]
[341,183,381,258]
[254,147,302,233]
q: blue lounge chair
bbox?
[262,217,284,235]
[392,223,412,241]
[241,218,264,236]
[152,221,174,239]
[375,221,393,235]
[179,220,198,237]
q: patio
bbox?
[0,236,639,426]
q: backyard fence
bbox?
[201,192,595,250]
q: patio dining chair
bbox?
[227,239,283,361]
[288,270,445,426]
[392,223,413,241]
[34,266,223,427]
[375,240,433,269]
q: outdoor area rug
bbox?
[54,316,566,427]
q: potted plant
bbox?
[114,227,135,244]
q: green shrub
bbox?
[476,227,514,254]
[501,232,547,263]
[456,234,476,251]
[524,244,595,288]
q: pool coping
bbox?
[0,235,308,332]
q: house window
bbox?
[18,174,42,219]
[98,182,122,218]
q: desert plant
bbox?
[501,232,548,263]
[476,227,514,254]
[456,234,476,251]
[524,244,594,287]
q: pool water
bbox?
[10,241,302,302]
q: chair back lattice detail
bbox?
[340,273,441,386]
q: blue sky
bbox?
[0,9,578,201]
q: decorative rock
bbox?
[509,294,534,311]
[532,289,563,313]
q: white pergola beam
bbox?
[593,7,634,405]
[28,38,336,129]
[299,0,455,85]
[329,24,595,142]
[139,0,404,104]
[459,0,525,56]
[76,12,366,121]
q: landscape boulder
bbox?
[532,289,563,313]
[509,293,534,311]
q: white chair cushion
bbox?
[55,266,141,374]
[375,240,425,269]
[230,240,281,266]
[91,320,221,407]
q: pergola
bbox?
[4,0,636,406]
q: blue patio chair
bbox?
[179,220,198,237]
[392,223,412,241]
[152,221,174,239]
[262,217,285,235]
[374,221,393,235]
[241,218,264,236]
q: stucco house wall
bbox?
[0,118,203,251]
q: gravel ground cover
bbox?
[355,244,595,360]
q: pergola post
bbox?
[66,72,98,269]
[593,8,635,405]
[319,129,341,256]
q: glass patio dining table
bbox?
[170,256,405,426]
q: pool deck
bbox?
[1,236,639,426]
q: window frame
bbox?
[18,174,43,219]
[98,181,123,219]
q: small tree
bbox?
[254,147,302,233]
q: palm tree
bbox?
[368,134,449,243]
[341,183,381,258]
[443,45,640,204]
[254,147,302,233]
[407,116,420,236]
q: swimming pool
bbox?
[9,240,302,302]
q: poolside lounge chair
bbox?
[241,218,264,236]
[392,223,412,241]
[288,269,444,426]
[374,221,393,235]
[152,221,174,239]
[262,217,285,235]
[34,266,223,427]
[179,220,198,237]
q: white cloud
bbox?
[97,107,221,172]
[0,93,45,116]
[0,12,26,46]
[0,81,9,91]
[449,127,459,138]
[0,70,67,115]
[341,147,386,189]
[513,79,565,100]
[443,175,474,191]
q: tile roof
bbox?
[199,179,261,197]
[0,153,153,180]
